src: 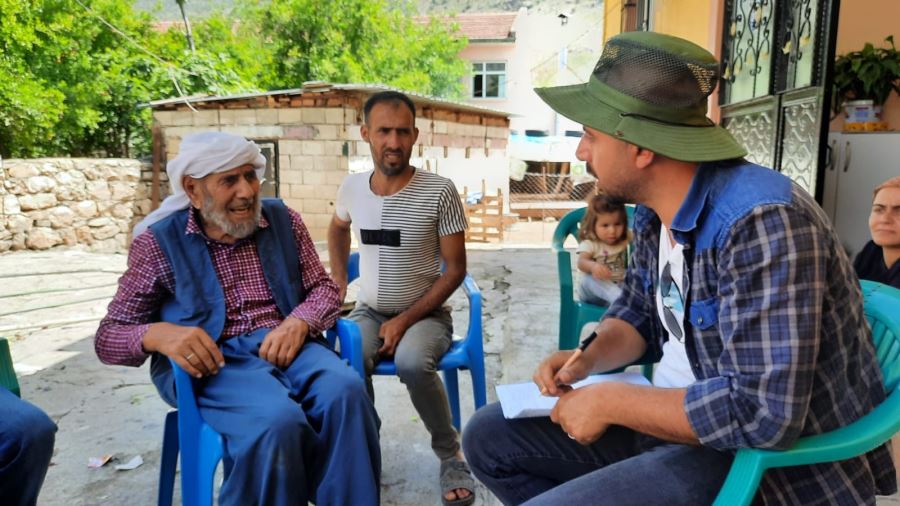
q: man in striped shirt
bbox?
[328,91,475,506]
[463,32,895,505]
[95,132,380,505]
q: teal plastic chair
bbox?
[157,320,365,506]
[552,206,634,350]
[342,251,487,431]
[713,280,900,506]
[0,337,21,397]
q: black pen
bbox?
[559,330,598,373]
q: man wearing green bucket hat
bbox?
[462,31,895,505]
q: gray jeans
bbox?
[348,302,459,460]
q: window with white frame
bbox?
[472,62,506,98]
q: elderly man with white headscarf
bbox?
[95,132,381,506]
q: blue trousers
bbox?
[178,332,381,506]
[0,388,57,506]
[463,403,733,505]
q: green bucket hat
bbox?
[535,31,747,162]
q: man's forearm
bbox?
[599,383,698,445]
[396,267,466,327]
[394,231,468,328]
[583,317,648,374]
[327,220,351,284]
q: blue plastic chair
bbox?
[552,206,634,351]
[713,280,900,505]
[342,251,486,431]
[157,319,364,506]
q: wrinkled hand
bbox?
[260,317,310,368]
[377,316,410,356]
[551,383,612,445]
[144,323,224,379]
[532,350,591,397]
[591,263,613,280]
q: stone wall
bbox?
[0,158,148,253]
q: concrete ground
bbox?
[1,246,898,505]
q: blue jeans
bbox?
[159,331,381,506]
[463,403,734,505]
[0,388,57,506]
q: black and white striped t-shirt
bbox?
[335,168,468,313]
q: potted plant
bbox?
[831,36,900,130]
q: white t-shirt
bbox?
[335,168,468,314]
[652,224,696,388]
[576,237,629,283]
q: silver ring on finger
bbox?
[185,353,195,361]
[567,433,576,440]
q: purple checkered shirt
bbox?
[95,206,340,366]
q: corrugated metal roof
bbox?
[147,82,513,117]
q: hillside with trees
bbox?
[1,0,467,158]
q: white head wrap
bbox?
[133,132,267,236]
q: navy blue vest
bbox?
[148,199,306,403]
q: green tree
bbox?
[245,0,468,98]
[148,11,269,95]
[0,55,66,158]
[1,0,162,157]
[0,0,468,158]
[0,0,262,158]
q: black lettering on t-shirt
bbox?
[360,229,401,247]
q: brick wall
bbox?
[152,94,510,240]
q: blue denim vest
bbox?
[628,159,793,368]
[147,198,306,403]
[673,160,791,332]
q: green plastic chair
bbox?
[0,337,21,397]
[552,206,634,350]
[713,280,900,505]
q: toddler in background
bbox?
[576,194,631,305]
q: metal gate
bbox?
[719,0,841,202]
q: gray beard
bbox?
[200,195,261,239]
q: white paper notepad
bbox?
[495,372,651,419]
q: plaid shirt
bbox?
[606,161,896,504]
[95,206,340,367]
